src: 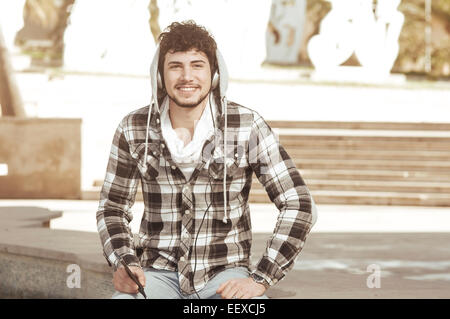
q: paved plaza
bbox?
[1,199,450,298]
[2,67,450,298]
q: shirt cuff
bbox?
[253,256,285,287]
[104,251,140,271]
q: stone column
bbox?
[0,25,26,117]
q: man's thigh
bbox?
[199,267,269,299]
[111,268,182,299]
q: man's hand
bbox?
[113,265,146,294]
[216,277,266,299]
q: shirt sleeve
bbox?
[96,118,141,270]
[248,113,318,287]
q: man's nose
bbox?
[181,67,194,81]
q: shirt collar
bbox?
[159,94,217,162]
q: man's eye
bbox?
[193,64,204,68]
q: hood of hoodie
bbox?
[145,44,231,223]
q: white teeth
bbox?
[179,87,196,91]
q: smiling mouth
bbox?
[178,87,197,92]
[176,85,201,95]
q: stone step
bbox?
[278,137,450,151]
[93,160,450,184]
[88,120,450,206]
[251,179,450,194]
[297,169,450,182]
[267,120,450,131]
[248,189,450,207]
[85,182,450,207]
[292,159,450,172]
[276,128,450,138]
[283,149,450,161]
[93,167,450,189]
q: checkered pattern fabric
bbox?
[96,101,315,295]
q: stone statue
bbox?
[265,0,307,64]
[355,0,404,73]
[307,0,404,80]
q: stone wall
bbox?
[0,206,115,299]
[0,117,81,199]
[0,251,114,298]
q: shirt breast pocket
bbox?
[208,147,248,202]
[208,151,248,180]
[129,142,160,181]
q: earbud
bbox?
[157,71,219,90]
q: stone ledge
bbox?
[0,227,111,274]
[0,206,63,229]
[0,206,288,299]
[0,206,114,298]
[0,251,113,299]
[2,206,450,298]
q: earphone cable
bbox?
[191,91,217,299]
[192,177,213,299]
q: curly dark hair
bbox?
[158,20,218,79]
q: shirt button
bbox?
[235,153,239,158]
[171,165,176,170]
[156,118,160,124]
[161,144,165,149]
[180,257,185,262]
[185,209,190,215]
[152,151,157,156]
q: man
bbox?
[96,20,317,299]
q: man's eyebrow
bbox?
[167,60,206,65]
[190,60,206,64]
[167,61,183,65]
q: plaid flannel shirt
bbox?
[96,101,315,295]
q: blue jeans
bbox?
[111,266,269,299]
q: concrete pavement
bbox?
[254,232,450,298]
[2,200,450,234]
[1,201,450,298]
